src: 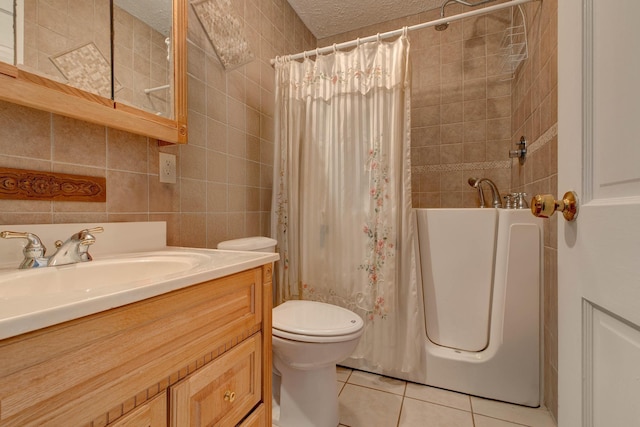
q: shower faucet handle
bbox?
[509,136,528,165]
[505,192,529,209]
[514,193,528,209]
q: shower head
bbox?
[435,22,449,31]
[468,177,480,187]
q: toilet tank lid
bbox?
[217,236,277,251]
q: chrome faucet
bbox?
[48,227,103,266]
[468,178,503,208]
[0,227,103,269]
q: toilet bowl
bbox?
[217,238,364,427]
[272,300,364,427]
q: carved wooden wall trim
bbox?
[0,168,106,202]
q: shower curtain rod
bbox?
[270,0,534,64]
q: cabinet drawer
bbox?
[107,394,166,427]
[238,404,266,427]
[170,334,262,427]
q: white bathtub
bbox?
[415,208,543,407]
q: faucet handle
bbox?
[503,194,515,209]
[0,231,46,253]
[76,227,103,261]
[83,227,104,234]
[78,227,103,245]
[79,227,104,239]
[515,192,528,209]
[64,226,103,244]
[0,231,48,268]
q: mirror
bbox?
[0,0,15,65]
[15,0,113,98]
[0,0,187,143]
[113,0,174,119]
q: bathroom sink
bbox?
[0,252,210,297]
[0,248,279,340]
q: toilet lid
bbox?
[273,300,364,337]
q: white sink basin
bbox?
[0,252,210,297]
[0,248,279,340]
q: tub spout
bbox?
[468,178,502,208]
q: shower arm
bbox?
[440,0,497,18]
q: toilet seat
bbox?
[273,300,364,344]
[272,328,364,343]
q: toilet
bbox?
[217,237,364,427]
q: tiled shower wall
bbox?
[321,2,515,208]
[0,0,316,249]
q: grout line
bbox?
[470,395,476,427]
[396,395,405,427]
[413,160,511,173]
[473,413,531,426]
[343,382,406,397]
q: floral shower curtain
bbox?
[272,35,422,375]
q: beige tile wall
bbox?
[0,0,316,249]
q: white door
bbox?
[558,1,640,426]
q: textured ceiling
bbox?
[287,0,443,39]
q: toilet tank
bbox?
[217,237,277,253]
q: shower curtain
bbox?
[271,35,422,375]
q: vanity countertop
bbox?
[0,247,278,341]
[0,222,279,341]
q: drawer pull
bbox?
[224,390,236,403]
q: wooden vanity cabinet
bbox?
[0,264,274,427]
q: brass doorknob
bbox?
[531,191,579,221]
[224,390,236,402]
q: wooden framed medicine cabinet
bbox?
[0,0,187,144]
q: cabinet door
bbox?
[170,334,262,427]
[108,394,167,427]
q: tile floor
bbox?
[332,367,557,427]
